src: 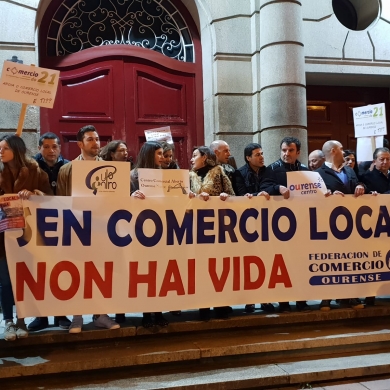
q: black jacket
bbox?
[315,164,363,194]
[361,168,390,194]
[234,164,267,196]
[260,159,309,194]
[34,153,69,195]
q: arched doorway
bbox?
[38,0,203,167]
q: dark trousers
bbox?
[0,256,15,321]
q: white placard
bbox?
[144,126,173,144]
[138,168,189,197]
[72,160,130,196]
[357,137,376,162]
[287,171,327,198]
[353,103,387,138]
[0,61,60,108]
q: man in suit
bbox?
[316,140,366,310]
[361,147,390,194]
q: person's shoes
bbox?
[364,296,375,306]
[279,302,292,313]
[142,313,154,328]
[115,314,126,323]
[214,306,230,319]
[199,308,211,321]
[15,319,28,339]
[154,313,169,327]
[319,300,331,311]
[245,304,256,313]
[69,315,83,334]
[296,301,311,312]
[94,315,120,330]
[27,317,49,331]
[349,298,364,310]
[3,322,17,341]
[54,316,71,329]
[260,303,275,312]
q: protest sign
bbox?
[287,171,327,198]
[0,194,24,232]
[138,168,189,197]
[5,195,390,317]
[72,160,130,196]
[144,126,173,144]
[0,61,59,109]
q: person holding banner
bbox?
[343,150,360,179]
[0,135,53,341]
[189,146,235,320]
[316,140,367,310]
[131,140,170,328]
[57,125,121,333]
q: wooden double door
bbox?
[307,86,390,153]
[40,50,200,168]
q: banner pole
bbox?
[15,64,35,137]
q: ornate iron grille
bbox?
[46,0,195,62]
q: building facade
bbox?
[0,0,389,166]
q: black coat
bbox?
[315,164,363,194]
[260,159,309,195]
[233,164,267,196]
[361,168,390,194]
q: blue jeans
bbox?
[0,256,15,321]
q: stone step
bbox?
[1,312,390,383]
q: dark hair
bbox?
[280,137,301,152]
[0,134,30,169]
[39,132,60,146]
[343,149,359,177]
[160,141,175,154]
[244,143,262,163]
[100,140,127,161]
[132,141,162,174]
[76,125,98,142]
[373,147,390,160]
[384,138,389,148]
[193,146,216,168]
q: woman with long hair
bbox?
[189,146,235,320]
[99,140,128,162]
[130,141,169,328]
[0,135,53,341]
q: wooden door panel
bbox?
[307,86,390,154]
[124,61,195,168]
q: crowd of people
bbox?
[1,125,389,341]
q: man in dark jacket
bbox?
[260,137,310,312]
[361,147,390,194]
[315,140,366,311]
[34,132,69,195]
[28,132,71,331]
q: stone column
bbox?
[259,0,307,165]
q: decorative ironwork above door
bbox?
[46,0,195,62]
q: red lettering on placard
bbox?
[209,257,230,292]
[268,254,292,288]
[84,261,113,299]
[129,261,157,298]
[16,262,46,301]
[233,256,240,291]
[50,261,80,300]
[244,256,266,290]
[188,258,195,295]
[159,260,185,297]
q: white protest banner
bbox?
[0,194,24,232]
[353,103,387,138]
[356,137,376,162]
[287,171,327,198]
[72,160,130,196]
[144,126,173,144]
[138,168,189,197]
[0,61,60,108]
[5,195,390,317]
